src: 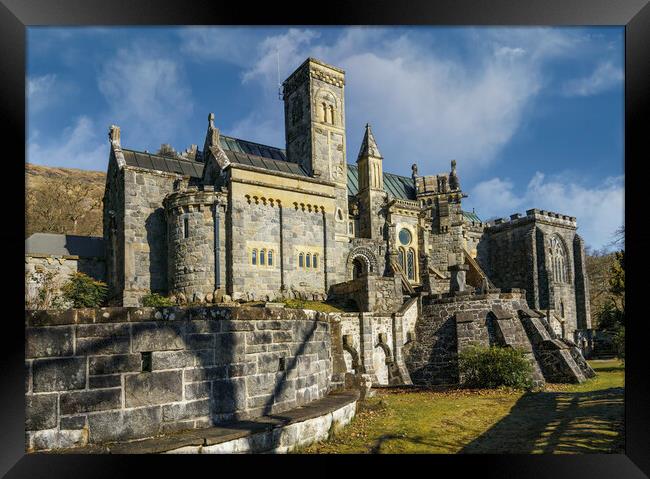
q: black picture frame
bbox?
[2,0,648,476]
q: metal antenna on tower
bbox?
[276,48,282,100]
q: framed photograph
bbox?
[2,0,648,476]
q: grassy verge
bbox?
[297,359,624,454]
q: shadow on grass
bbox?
[459,387,624,454]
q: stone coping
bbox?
[426,289,526,305]
[40,390,359,454]
[25,305,330,327]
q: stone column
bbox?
[359,313,377,382]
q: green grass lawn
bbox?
[297,359,624,454]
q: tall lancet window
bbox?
[407,248,416,281]
[329,105,335,125]
[398,248,405,272]
[550,236,568,283]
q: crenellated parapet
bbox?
[282,57,346,98]
[485,208,577,232]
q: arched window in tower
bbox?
[321,102,328,122]
[299,253,304,268]
[550,236,568,283]
[407,248,416,281]
[306,253,311,268]
[398,248,405,272]
[329,105,335,125]
[251,249,257,266]
[268,250,273,266]
[313,254,319,269]
[260,249,266,266]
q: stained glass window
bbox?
[399,228,412,245]
[407,249,415,280]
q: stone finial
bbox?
[108,125,121,146]
[208,112,215,128]
[449,159,460,191]
[411,163,419,180]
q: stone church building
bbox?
[100,57,591,340]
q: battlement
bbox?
[163,185,225,215]
[485,208,577,231]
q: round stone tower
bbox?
[163,185,222,302]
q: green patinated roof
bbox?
[462,210,482,223]
[347,164,416,200]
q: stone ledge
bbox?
[40,390,358,454]
[26,306,330,327]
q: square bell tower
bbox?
[282,57,347,186]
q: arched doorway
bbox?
[352,257,367,279]
[346,247,379,281]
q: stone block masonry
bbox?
[405,290,590,387]
[25,306,331,452]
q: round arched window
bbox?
[399,228,412,245]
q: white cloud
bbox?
[27,74,59,112]
[467,172,624,250]
[27,116,107,170]
[97,47,194,149]
[227,27,597,176]
[562,61,623,97]
[177,27,261,67]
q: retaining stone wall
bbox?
[25,306,331,451]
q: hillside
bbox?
[25,163,106,238]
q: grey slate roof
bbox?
[26,233,105,258]
[122,149,205,178]
[122,135,308,178]
[219,135,288,162]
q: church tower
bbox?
[282,58,350,285]
[357,124,386,239]
[282,58,347,185]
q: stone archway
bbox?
[346,247,379,281]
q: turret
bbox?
[356,124,386,239]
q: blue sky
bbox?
[26,26,624,251]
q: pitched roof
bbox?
[218,136,307,177]
[219,135,288,162]
[347,164,416,200]
[462,210,482,223]
[122,149,205,178]
[121,135,308,179]
[26,233,105,258]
